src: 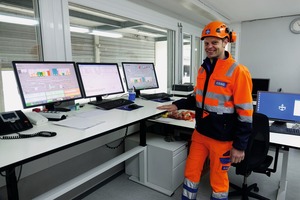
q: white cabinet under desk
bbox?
[125,132,188,196]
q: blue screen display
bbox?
[256,91,300,123]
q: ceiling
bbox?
[2,0,300,39]
[129,0,300,26]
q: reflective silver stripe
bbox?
[235,102,253,110]
[205,105,235,113]
[238,115,252,123]
[235,103,253,122]
[196,89,204,96]
[205,92,232,105]
[196,102,234,113]
[225,62,238,77]
[211,191,228,199]
[182,178,199,200]
[196,101,202,108]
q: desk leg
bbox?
[140,120,146,146]
[138,147,147,183]
[5,168,19,200]
[276,147,289,200]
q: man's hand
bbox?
[156,104,178,112]
[230,148,245,163]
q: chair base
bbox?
[229,182,270,200]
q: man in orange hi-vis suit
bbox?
[157,21,253,200]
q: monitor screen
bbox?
[252,78,270,98]
[12,61,83,110]
[76,63,124,101]
[122,62,159,96]
[256,91,300,123]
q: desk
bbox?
[0,98,167,200]
[149,115,300,200]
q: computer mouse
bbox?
[128,104,139,109]
[161,97,171,101]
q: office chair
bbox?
[229,112,279,200]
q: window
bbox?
[68,4,172,94]
[0,0,41,111]
[182,33,192,84]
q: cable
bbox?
[105,126,128,149]
[0,165,23,183]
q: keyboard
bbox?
[269,126,300,136]
[140,92,172,100]
[89,99,134,110]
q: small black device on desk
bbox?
[139,92,172,100]
[172,84,194,92]
[0,110,57,139]
[90,98,134,110]
[127,104,139,109]
[0,110,33,135]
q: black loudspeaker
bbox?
[172,84,194,92]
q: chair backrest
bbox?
[235,112,270,175]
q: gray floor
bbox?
[82,148,300,200]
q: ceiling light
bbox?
[0,14,38,26]
[90,30,123,38]
[70,26,89,33]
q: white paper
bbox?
[73,109,106,118]
[53,116,105,130]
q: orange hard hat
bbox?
[201,21,236,43]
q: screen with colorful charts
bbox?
[122,62,159,96]
[13,61,83,110]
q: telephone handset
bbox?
[0,110,33,135]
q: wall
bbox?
[239,16,300,93]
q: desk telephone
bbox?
[0,110,56,139]
[0,110,33,135]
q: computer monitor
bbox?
[252,78,270,99]
[12,61,83,111]
[256,91,300,127]
[76,63,125,102]
[122,62,159,97]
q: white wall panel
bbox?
[240,16,300,93]
[39,0,72,60]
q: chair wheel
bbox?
[254,186,259,192]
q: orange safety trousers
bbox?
[183,130,232,198]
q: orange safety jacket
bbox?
[173,51,253,150]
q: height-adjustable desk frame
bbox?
[0,99,167,200]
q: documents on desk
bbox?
[53,110,106,130]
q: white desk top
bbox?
[0,98,168,170]
[149,114,300,149]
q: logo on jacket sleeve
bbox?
[215,80,227,88]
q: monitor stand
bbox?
[45,102,71,112]
[135,90,141,98]
[88,95,112,105]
